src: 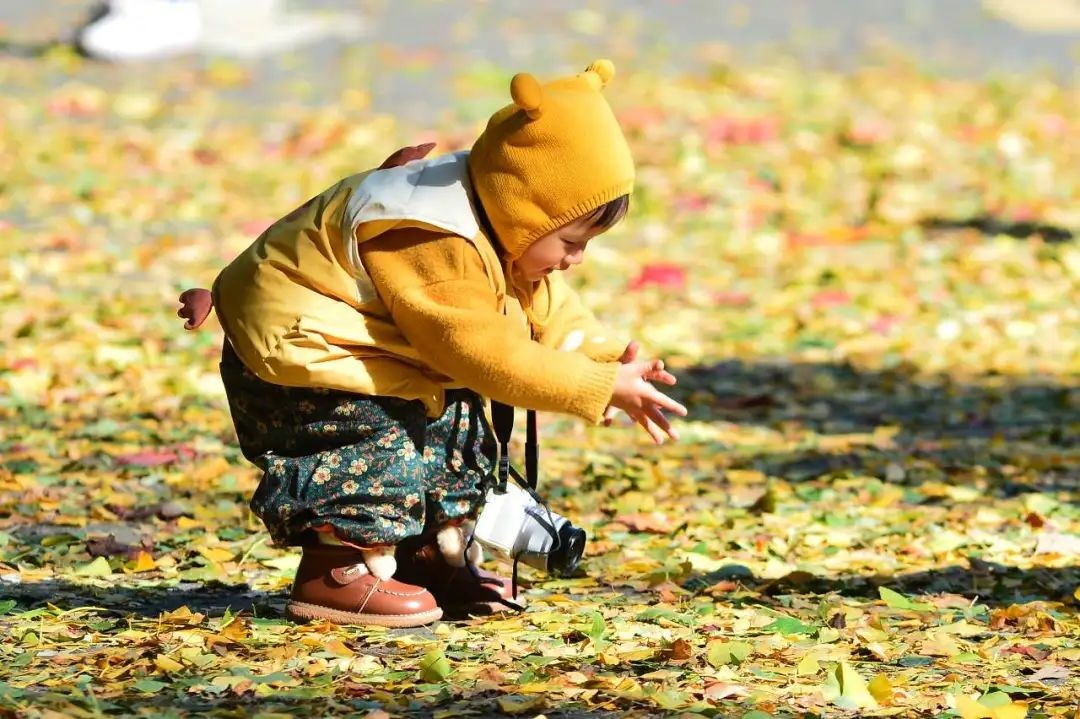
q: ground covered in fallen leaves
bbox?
[1,44,1079,719]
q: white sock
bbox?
[361,546,396,580]
[317,533,395,579]
[436,525,466,567]
[437,522,482,567]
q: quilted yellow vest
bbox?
[212,152,515,417]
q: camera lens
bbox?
[547,523,586,577]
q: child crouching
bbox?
[178,59,686,627]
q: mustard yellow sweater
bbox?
[359,228,621,421]
[212,172,625,424]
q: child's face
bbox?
[517,214,603,281]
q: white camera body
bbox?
[474,402,588,578]
[471,481,584,574]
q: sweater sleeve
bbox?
[358,228,619,423]
[532,272,628,362]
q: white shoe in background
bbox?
[77,0,202,62]
[199,0,367,59]
[77,0,366,62]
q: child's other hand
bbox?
[177,288,213,330]
[378,142,436,169]
[608,342,686,444]
[602,341,677,426]
[615,341,677,383]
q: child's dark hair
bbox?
[585,194,630,232]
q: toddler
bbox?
[178,60,687,626]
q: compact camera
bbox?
[472,480,586,577]
[469,402,586,579]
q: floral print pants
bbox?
[219,342,493,547]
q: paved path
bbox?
[1,0,1077,121]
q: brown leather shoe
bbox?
[286,545,442,627]
[395,541,522,617]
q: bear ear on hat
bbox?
[583,58,615,90]
[510,73,543,119]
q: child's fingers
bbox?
[636,414,666,445]
[646,368,678,386]
[602,405,619,426]
[632,359,663,378]
[618,340,640,364]
[628,408,666,444]
[644,404,672,435]
[649,388,689,417]
[646,405,680,442]
[640,360,677,386]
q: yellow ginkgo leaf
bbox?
[797,653,821,676]
[132,551,156,573]
[198,546,235,563]
[496,695,545,715]
[821,662,879,710]
[216,618,249,642]
[868,674,893,704]
[957,695,1028,719]
[324,639,353,657]
[154,654,184,673]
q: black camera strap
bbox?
[489,400,538,492]
[473,400,547,612]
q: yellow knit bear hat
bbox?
[468,59,635,260]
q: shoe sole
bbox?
[286,600,442,628]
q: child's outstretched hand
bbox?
[606,341,686,444]
[603,341,676,425]
[177,288,213,330]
